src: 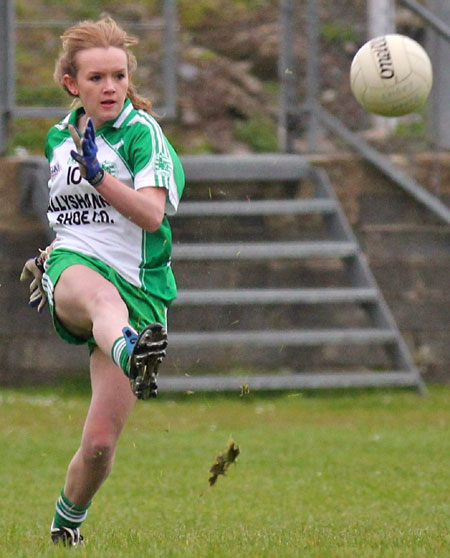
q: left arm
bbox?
[69,118,166,232]
[95,176,166,232]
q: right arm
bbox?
[19,240,56,312]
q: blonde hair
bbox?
[54,16,153,113]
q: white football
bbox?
[350,34,433,117]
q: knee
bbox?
[89,287,122,314]
[81,437,116,470]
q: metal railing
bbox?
[399,0,450,40]
[278,0,450,226]
[2,0,450,227]
[0,0,178,153]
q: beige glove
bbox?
[20,246,53,313]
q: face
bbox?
[63,47,129,129]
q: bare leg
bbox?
[63,348,136,507]
[53,264,131,357]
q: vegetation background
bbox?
[12,0,426,157]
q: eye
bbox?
[89,75,101,82]
[116,72,126,80]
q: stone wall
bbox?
[0,158,88,386]
[1,153,449,386]
[312,153,450,382]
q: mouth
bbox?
[101,100,116,108]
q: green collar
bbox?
[63,98,135,132]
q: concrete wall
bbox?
[313,152,450,382]
[1,153,449,386]
[0,158,88,386]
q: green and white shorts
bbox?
[42,248,170,352]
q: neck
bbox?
[77,113,88,131]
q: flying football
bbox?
[350,34,433,117]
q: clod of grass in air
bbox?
[208,439,240,486]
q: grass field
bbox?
[1,382,449,557]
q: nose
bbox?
[103,76,116,93]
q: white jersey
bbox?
[45,99,185,298]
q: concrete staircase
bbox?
[161,154,425,393]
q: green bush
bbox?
[236,116,278,152]
[321,21,359,44]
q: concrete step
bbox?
[180,153,309,181]
[174,287,378,305]
[172,241,358,260]
[169,328,398,347]
[177,198,337,216]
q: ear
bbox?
[63,74,79,96]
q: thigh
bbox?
[54,264,126,337]
[81,348,136,448]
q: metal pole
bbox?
[0,0,15,155]
[278,0,295,153]
[306,0,320,152]
[399,0,450,42]
[427,0,450,149]
[368,0,395,38]
[162,0,178,119]
[367,0,396,134]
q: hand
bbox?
[19,246,53,313]
[69,117,105,187]
[20,258,47,313]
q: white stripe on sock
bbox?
[57,497,88,523]
[112,338,127,367]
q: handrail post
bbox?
[306,0,320,152]
[0,0,15,155]
[427,0,450,149]
[162,0,178,119]
[278,0,295,153]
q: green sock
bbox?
[112,327,139,376]
[52,490,90,529]
[111,336,130,375]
